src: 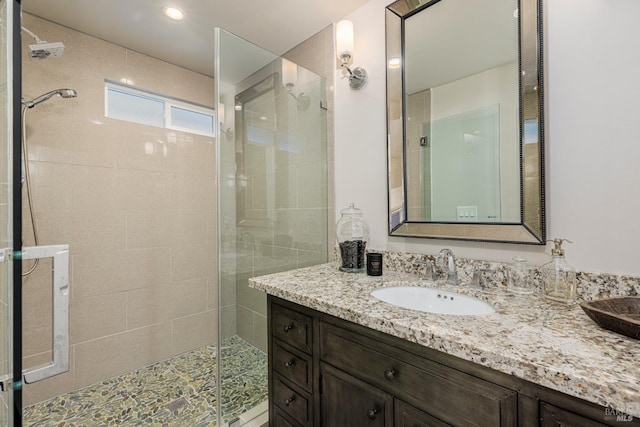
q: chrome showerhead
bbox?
[28,42,65,59]
[22,88,77,108]
[21,25,66,59]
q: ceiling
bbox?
[404,0,518,94]
[22,0,369,79]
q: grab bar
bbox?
[21,244,70,384]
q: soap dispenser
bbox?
[541,238,576,304]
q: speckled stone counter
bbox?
[249,263,640,418]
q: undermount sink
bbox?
[371,286,495,316]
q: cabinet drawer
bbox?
[395,399,451,427]
[272,304,313,353]
[273,406,304,427]
[320,322,517,426]
[273,339,313,392]
[540,402,611,427]
[274,374,313,427]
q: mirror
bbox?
[386,0,545,244]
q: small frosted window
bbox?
[171,106,214,135]
[105,81,215,136]
[247,125,274,146]
[106,87,165,128]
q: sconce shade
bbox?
[282,59,297,87]
[219,103,225,125]
[336,20,354,59]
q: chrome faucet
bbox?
[414,258,435,281]
[436,248,459,285]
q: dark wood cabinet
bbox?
[268,296,639,427]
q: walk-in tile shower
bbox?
[2,3,329,425]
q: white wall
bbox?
[335,0,640,276]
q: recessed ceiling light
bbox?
[163,6,185,20]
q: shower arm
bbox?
[21,25,45,43]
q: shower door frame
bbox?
[12,0,23,421]
[2,0,24,424]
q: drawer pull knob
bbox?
[284,360,295,368]
[283,323,295,332]
[367,408,379,420]
[384,369,397,380]
[284,395,296,406]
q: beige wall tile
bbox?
[220,304,237,340]
[236,273,267,316]
[253,313,268,353]
[126,278,208,330]
[70,293,127,344]
[74,324,172,389]
[72,248,171,298]
[22,259,53,357]
[37,209,126,255]
[126,210,172,250]
[115,169,174,211]
[115,125,178,173]
[219,274,237,307]
[236,305,254,344]
[171,310,216,355]
[171,242,215,283]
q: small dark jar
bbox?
[366,252,383,276]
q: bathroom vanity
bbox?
[249,263,640,427]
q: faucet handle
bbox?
[414,260,435,281]
[470,269,491,290]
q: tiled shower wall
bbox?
[21,14,217,406]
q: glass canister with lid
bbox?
[336,203,369,273]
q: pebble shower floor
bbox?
[22,336,268,426]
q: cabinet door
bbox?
[321,363,393,427]
[395,399,452,427]
[540,403,609,427]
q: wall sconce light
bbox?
[282,59,310,110]
[336,20,368,90]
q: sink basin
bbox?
[371,286,495,316]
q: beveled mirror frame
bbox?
[386,0,545,244]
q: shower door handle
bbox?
[21,244,70,384]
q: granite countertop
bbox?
[249,263,640,418]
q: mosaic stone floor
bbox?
[23,336,268,427]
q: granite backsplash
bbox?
[359,250,640,301]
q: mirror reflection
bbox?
[386,0,545,244]
[404,0,519,223]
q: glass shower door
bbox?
[217,28,328,426]
[1,0,16,424]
